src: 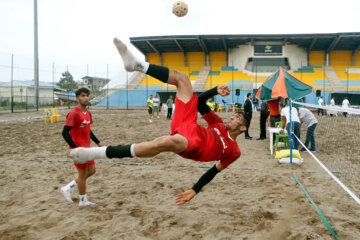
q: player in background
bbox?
[61,88,103,207]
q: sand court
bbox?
[0,109,359,239]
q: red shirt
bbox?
[179,111,241,169]
[268,98,281,116]
[64,107,93,149]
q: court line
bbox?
[293,174,338,240]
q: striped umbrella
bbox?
[255,67,314,100]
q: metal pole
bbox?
[255,64,257,91]
[323,64,325,103]
[323,64,326,102]
[210,66,212,89]
[232,61,234,103]
[34,0,39,111]
[11,54,13,112]
[52,62,55,108]
[146,75,148,107]
[347,62,349,93]
[126,71,128,110]
[107,64,109,109]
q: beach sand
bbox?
[0,108,359,239]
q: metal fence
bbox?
[0,96,77,112]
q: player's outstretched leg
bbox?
[114,38,193,103]
[113,38,149,73]
[69,135,188,164]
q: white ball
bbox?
[172,1,188,17]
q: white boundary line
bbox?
[292,134,360,205]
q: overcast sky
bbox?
[0,0,359,82]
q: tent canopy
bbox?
[256,67,314,100]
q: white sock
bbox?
[141,61,149,73]
[79,194,87,202]
[93,146,107,159]
[130,144,137,157]
[65,180,77,191]
[70,146,107,164]
[113,37,149,73]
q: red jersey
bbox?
[64,107,93,149]
[199,111,240,168]
[171,94,240,169]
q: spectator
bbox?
[279,100,301,149]
[147,95,153,123]
[153,94,160,119]
[244,93,253,139]
[267,97,282,141]
[166,95,174,120]
[257,101,269,140]
[318,96,324,116]
[206,98,216,111]
[298,107,318,152]
[342,97,350,117]
[330,97,335,106]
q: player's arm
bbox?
[197,86,230,115]
[62,126,77,149]
[175,163,223,206]
[90,131,103,147]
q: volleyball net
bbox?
[291,101,360,205]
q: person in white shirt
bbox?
[317,96,324,116]
[330,97,335,106]
[328,97,337,117]
[298,107,318,152]
[279,100,301,149]
[342,97,350,117]
[153,94,160,119]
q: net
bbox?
[291,101,360,204]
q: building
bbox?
[0,80,55,105]
[81,76,110,92]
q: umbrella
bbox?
[255,67,314,164]
[255,67,314,100]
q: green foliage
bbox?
[56,71,78,91]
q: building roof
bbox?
[130,32,360,55]
[81,76,110,81]
[0,80,55,88]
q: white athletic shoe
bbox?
[157,116,160,119]
[61,187,73,203]
[113,38,145,72]
[79,200,96,207]
[149,119,152,123]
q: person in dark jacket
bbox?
[244,93,253,139]
[257,101,269,140]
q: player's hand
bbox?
[279,129,284,134]
[97,143,104,147]
[175,189,196,206]
[217,85,230,96]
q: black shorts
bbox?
[148,108,153,114]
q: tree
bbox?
[56,71,78,91]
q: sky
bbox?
[0,0,359,83]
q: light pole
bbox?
[34,0,39,111]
